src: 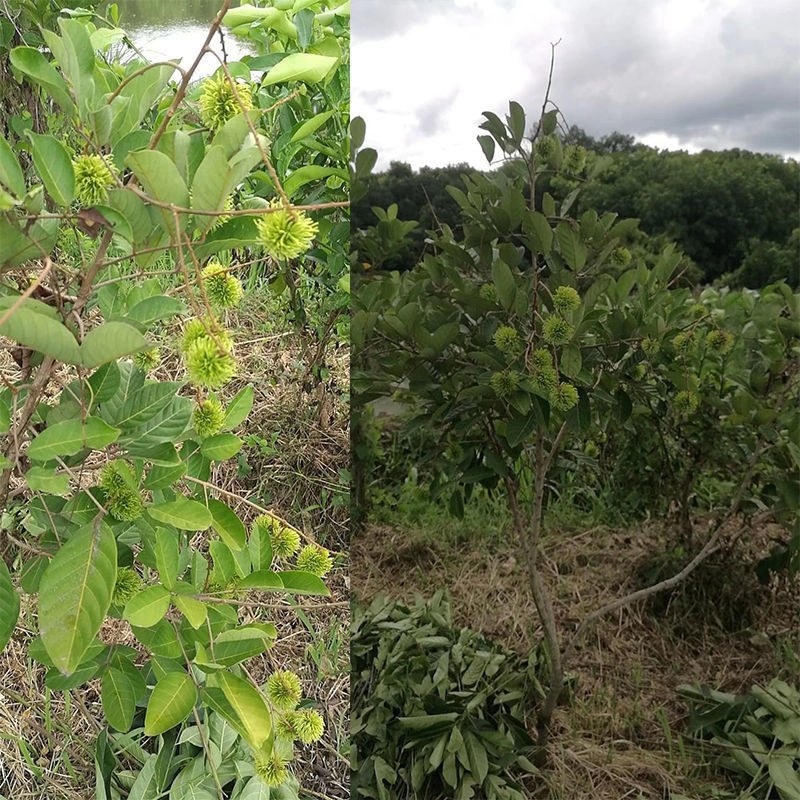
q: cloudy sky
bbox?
[351,0,800,168]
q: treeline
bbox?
[352,127,799,288]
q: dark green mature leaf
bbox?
[26,133,74,207]
[278,571,330,596]
[212,624,277,667]
[10,47,76,112]
[0,301,81,364]
[101,667,137,731]
[127,296,187,326]
[0,133,25,198]
[39,524,117,674]
[144,671,197,736]
[27,417,120,461]
[149,498,212,531]
[0,559,20,652]
[491,259,516,310]
[207,499,247,550]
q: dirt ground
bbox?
[351,520,800,799]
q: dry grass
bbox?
[0,292,349,799]
[351,519,799,799]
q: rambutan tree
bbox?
[352,78,798,760]
[0,2,348,796]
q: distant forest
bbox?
[352,125,799,288]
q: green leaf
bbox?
[559,345,582,379]
[200,434,243,461]
[556,223,587,271]
[127,296,187,326]
[524,210,553,254]
[27,417,120,462]
[262,53,337,85]
[81,321,149,368]
[283,165,347,197]
[122,396,192,446]
[277,570,330,596]
[153,527,179,590]
[0,559,20,652]
[0,133,26,197]
[248,524,273,572]
[237,570,283,590]
[9,47,76,113]
[125,149,189,236]
[212,670,271,748]
[38,524,117,674]
[0,301,81,364]
[173,594,207,629]
[110,382,185,431]
[290,110,335,142]
[0,395,9,434]
[25,466,70,496]
[222,385,254,430]
[123,585,171,628]
[144,671,197,736]
[491,259,516,310]
[149,498,212,532]
[207,499,247,550]
[26,133,74,207]
[101,667,137,731]
[477,135,495,164]
[212,624,277,667]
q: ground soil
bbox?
[351,519,800,799]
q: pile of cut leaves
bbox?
[679,678,800,799]
[351,591,542,800]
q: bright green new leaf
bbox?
[144,671,197,736]
[213,670,272,748]
[101,667,137,731]
[38,524,117,674]
[284,165,347,197]
[0,560,20,652]
[200,434,243,461]
[222,385,254,430]
[207,498,247,550]
[148,498,212,531]
[290,110,335,142]
[26,133,74,207]
[262,53,337,86]
[173,594,207,629]
[237,570,283,590]
[123,585,171,628]
[277,570,330,596]
[9,47,76,113]
[0,302,81,364]
[27,416,120,462]
[25,466,70,496]
[81,321,149,368]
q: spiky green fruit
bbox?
[535,134,558,166]
[293,709,325,744]
[563,144,587,174]
[256,202,319,260]
[490,370,519,398]
[273,526,301,559]
[266,671,302,711]
[100,461,144,522]
[610,247,632,267]
[112,567,144,606]
[193,397,226,437]
[73,154,117,206]
[479,283,497,302]
[202,261,243,309]
[296,544,333,577]
[184,336,237,389]
[134,347,160,372]
[253,751,290,787]
[493,326,519,355]
[530,348,553,371]
[706,328,733,354]
[672,330,695,353]
[531,363,558,392]
[674,389,699,415]
[198,73,254,131]
[180,318,234,353]
[549,382,579,412]
[553,286,581,314]
[641,337,660,356]
[542,315,574,345]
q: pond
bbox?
[104,0,253,77]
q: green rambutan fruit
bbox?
[73,154,118,206]
[490,370,519,398]
[530,348,553,371]
[706,328,733,354]
[542,315,574,345]
[641,337,660,356]
[134,347,160,373]
[610,247,632,267]
[266,670,302,710]
[198,73,254,131]
[255,202,319,260]
[99,461,144,521]
[253,751,290,787]
[293,708,324,744]
[549,382,579,412]
[492,325,519,355]
[479,283,497,302]
[563,144,587,174]
[296,544,333,577]
[184,336,237,389]
[531,363,558,392]
[672,330,695,353]
[112,567,144,606]
[535,134,558,166]
[193,397,226,438]
[201,261,244,309]
[673,389,699,415]
[553,286,581,314]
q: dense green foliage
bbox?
[351,592,540,800]
[0,1,349,795]
[352,134,799,288]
